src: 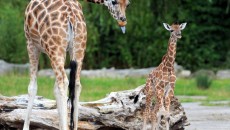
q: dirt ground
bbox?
[182,102,230,130]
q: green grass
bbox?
[0,74,145,101]
[175,78,230,101]
[0,74,230,102]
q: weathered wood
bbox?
[0,85,189,130]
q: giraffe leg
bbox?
[23,43,40,130]
[73,80,81,130]
[151,104,164,130]
[156,107,165,130]
[142,104,149,130]
[164,89,174,130]
[142,84,153,130]
[73,61,83,130]
[51,56,69,130]
[151,87,164,130]
[150,108,157,130]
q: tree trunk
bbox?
[0,85,189,130]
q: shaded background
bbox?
[0,0,229,71]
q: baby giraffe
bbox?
[135,22,187,130]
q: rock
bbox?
[216,70,230,79]
[177,70,191,78]
[38,69,56,78]
[193,70,216,78]
[0,60,29,75]
[81,67,155,78]
[1,60,193,79]
[38,67,155,78]
[174,62,184,75]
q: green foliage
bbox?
[194,70,214,89]
[195,74,213,89]
[0,2,27,63]
[0,0,229,70]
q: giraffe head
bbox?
[104,0,130,33]
[163,22,187,39]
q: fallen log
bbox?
[0,85,189,130]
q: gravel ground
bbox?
[182,102,230,130]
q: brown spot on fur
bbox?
[44,0,51,7]
[31,29,39,36]
[60,13,66,22]
[30,32,39,39]
[52,35,61,45]
[46,19,50,27]
[48,0,62,12]
[78,23,82,31]
[27,14,33,27]
[163,67,167,72]
[52,22,61,27]
[38,11,46,23]
[59,47,65,54]
[34,4,43,17]
[162,76,168,80]
[76,49,83,59]
[170,76,176,82]
[48,39,54,46]
[81,41,86,48]
[42,33,48,42]
[47,28,52,35]
[166,62,171,67]
[169,57,173,62]
[31,1,39,10]
[52,28,58,34]
[34,22,38,30]
[50,50,55,55]
[60,6,67,11]
[51,12,59,21]
[59,28,66,36]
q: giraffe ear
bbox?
[163,23,172,31]
[180,23,187,30]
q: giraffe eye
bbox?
[170,30,174,32]
[112,0,118,5]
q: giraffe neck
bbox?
[162,35,177,70]
[85,0,105,4]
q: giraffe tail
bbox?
[68,60,77,130]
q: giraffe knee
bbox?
[54,83,66,97]
[75,81,82,91]
[64,78,69,88]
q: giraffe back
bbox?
[24,0,87,55]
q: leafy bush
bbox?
[0,2,27,63]
[194,69,215,89]
[195,74,213,89]
[0,0,229,70]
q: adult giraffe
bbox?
[23,0,130,130]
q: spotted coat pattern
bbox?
[141,23,187,130]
